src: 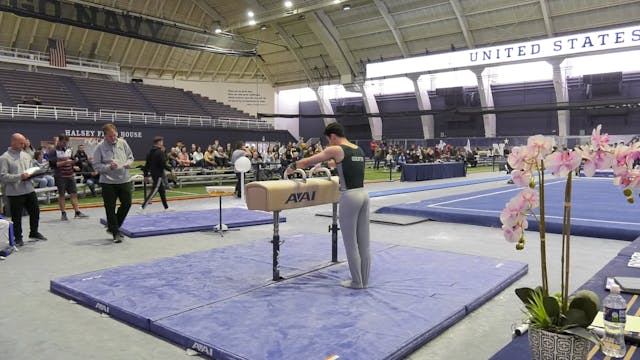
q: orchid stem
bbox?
[562,172,573,314]
[538,161,549,297]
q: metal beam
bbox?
[186,51,204,79]
[93,32,105,57]
[211,56,226,79]
[10,18,22,48]
[43,23,57,52]
[77,28,90,56]
[253,57,274,84]
[145,43,164,77]
[539,0,554,37]
[272,23,314,83]
[119,38,135,65]
[191,0,226,26]
[130,41,149,75]
[239,57,252,78]
[107,36,119,61]
[373,0,409,58]
[171,3,201,78]
[224,57,239,81]
[199,53,216,79]
[27,19,39,50]
[449,0,475,48]
[306,10,359,83]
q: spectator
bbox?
[23,139,35,158]
[0,133,48,246]
[141,136,173,211]
[30,151,54,188]
[214,146,229,168]
[231,142,247,198]
[48,134,88,221]
[177,147,191,168]
[373,146,382,169]
[191,146,204,167]
[203,146,216,168]
[167,147,179,168]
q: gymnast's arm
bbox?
[285,146,343,175]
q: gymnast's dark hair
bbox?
[324,122,345,138]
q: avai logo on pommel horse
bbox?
[95,302,109,314]
[191,342,213,357]
[285,191,317,204]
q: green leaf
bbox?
[563,308,588,328]
[515,287,536,305]
[563,327,602,346]
[543,296,560,324]
[569,297,599,326]
[573,290,601,310]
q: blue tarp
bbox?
[98,207,285,237]
[51,234,527,360]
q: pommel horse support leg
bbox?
[245,168,340,281]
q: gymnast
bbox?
[285,122,370,289]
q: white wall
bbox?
[142,78,275,117]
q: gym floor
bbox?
[0,172,625,360]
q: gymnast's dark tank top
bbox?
[337,144,365,190]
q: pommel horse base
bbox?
[246,168,340,281]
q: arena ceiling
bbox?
[0,0,639,88]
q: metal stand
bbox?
[212,196,229,236]
[271,210,282,281]
[330,202,339,262]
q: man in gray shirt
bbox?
[0,133,47,246]
[92,124,134,243]
[231,142,248,198]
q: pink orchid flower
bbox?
[526,135,555,160]
[503,223,525,243]
[591,124,611,149]
[500,196,527,227]
[545,149,582,177]
[581,146,614,177]
[511,170,532,187]
[519,188,540,209]
[508,146,527,170]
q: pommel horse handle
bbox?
[285,168,307,182]
[310,165,332,180]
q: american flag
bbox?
[48,38,66,67]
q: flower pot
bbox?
[528,326,591,360]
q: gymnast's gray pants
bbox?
[339,188,371,288]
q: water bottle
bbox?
[602,284,627,357]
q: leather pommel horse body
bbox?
[246,168,340,281]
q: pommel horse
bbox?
[245,167,340,281]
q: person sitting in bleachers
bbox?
[30,151,54,188]
[167,147,179,168]
[191,146,204,167]
[177,147,191,168]
[214,146,230,168]
[203,146,215,168]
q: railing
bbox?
[0,103,274,130]
[0,46,121,77]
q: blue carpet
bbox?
[491,236,640,360]
[98,208,285,237]
[377,177,640,241]
[51,234,527,360]
[368,174,510,198]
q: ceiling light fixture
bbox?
[260,24,267,30]
[333,0,341,3]
[247,10,254,17]
[249,19,256,25]
[214,27,222,34]
[284,1,293,8]
[342,4,351,10]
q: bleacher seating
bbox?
[134,84,209,117]
[0,68,256,120]
[0,70,79,108]
[186,90,257,119]
[71,77,152,113]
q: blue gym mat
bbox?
[377,177,640,241]
[51,234,527,360]
[368,174,509,198]
[491,236,640,360]
[98,208,285,237]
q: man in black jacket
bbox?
[141,136,172,210]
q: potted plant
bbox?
[501,125,636,359]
